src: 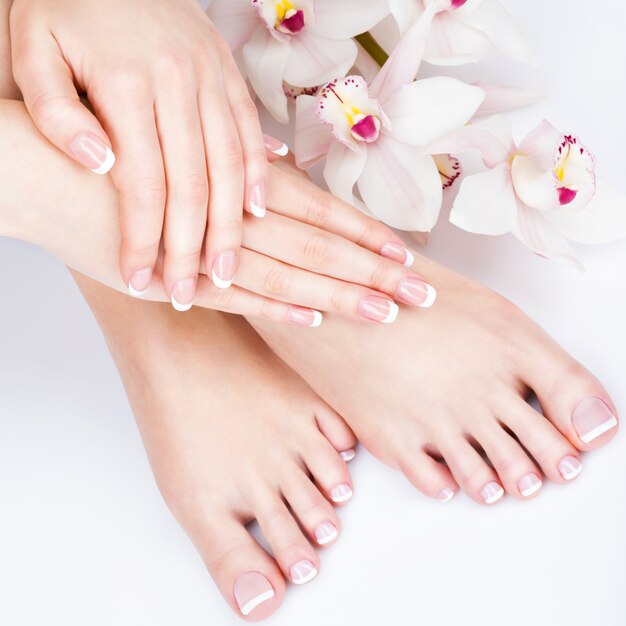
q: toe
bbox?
[198,515,286,621]
[251,488,321,587]
[437,436,505,506]
[503,396,583,485]
[281,469,342,548]
[314,407,358,462]
[398,447,458,503]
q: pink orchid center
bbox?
[450,0,468,8]
[351,114,381,143]
[554,134,593,206]
[277,8,305,34]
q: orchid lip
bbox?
[277,8,305,34]
[351,114,381,143]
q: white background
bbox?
[1,1,625,625]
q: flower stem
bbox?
[354,32,389,68]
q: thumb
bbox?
[13,33,115,175]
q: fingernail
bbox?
[233,572,275,617]
[380,242,414,268]
[314,522,338,546]
[69,131,115,175]
[249,181,266,218]
[288,307,323,327]
[290,560,318,585]
[437,487,455,503]
[572,397,618,443]
[340,449,356,462]
[480,481,504,504]
[559,455,582,481]
[330,483,353,503]
[358,296,399,324]
[212,250,238,289]
[519,473,542,497]
[171,277,196,312]
[263,134,289,157]
[128,267,153,297]
[396,276,437,308]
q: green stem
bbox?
[354,32,389,68]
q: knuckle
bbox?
[263,266,291,297]
[368,262,391,291]
[171,172,209,208]
[219,142,244,171]
[303,234,334,268]
[108,66,149,95]
[126,176,167,213]
[239,96,260,120]
[329,284,346,314]
[155,50,194,81]
[356,219,393,248]
[305,194,332,230]
[28,91,73,129]
[208,283,236,311]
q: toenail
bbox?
[314,522,338,546]
[290,560,318,585]
[233,572,275,616]
[330,483,353,503]
[480,481,505,504]
[437,487,455,503]
[572,397,618,444]
[559,455,582,481]
[519,473,542,497]
[340,449,356,462]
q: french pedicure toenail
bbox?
[263,134,289,157]
[290,560,318,585]
[340,449,356,462]
[287,306,323,327]
[128,267,153,298]
[572,397,618,443]
[330,483,353,503]
[480,482,505,504]
[437,487,455,503]
[396,276,437,308]
[69,131,116,175]
[314,522,338,545]
[171,277,197,312]
[380,242,414,268]
[249,181,266,218]
[519,473,543,497]
[233,572,275,617]
[559,456,583,481]
[358,296,399,324]
[212,250,238,289]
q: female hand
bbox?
[9,0,276,309]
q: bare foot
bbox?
[252,254,618,505]
[75,275,356,621]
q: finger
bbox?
[12,29,115,174]
[267,166,416,267]
[199,77,244,290]
[264,134,289,160]
[235,248,401,324]
[243,212,436,308]
[155,88,207,312]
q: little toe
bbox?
[398,448,458,503]
[302,437,354,505]
[438,437,505,506]
[198,515,285,621]
[314,407,358,462]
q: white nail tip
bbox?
[483,487,504,504]
[561,461,583,480]
[403,249,415,268]
[250,201,266,218]
[90,146,116,175]
[316,529,338,545]
[340,449,356,462]
[239,590,275,616]
[211,269,233,290]
[419,284,437,309]
[438,488,455,503]
[272,143,289,157]
[171,296,193,312]
[291,567,318,585]
[520,481,543,497]
[128,282,148,298]
[331,487,353,503]
[310,311,323,328]
[579,417,618,443]
[381,301,399,324]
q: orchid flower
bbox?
[294,9,484,231]
[378,0,535,66]
[206,0,390,122]
[427,115,626,269]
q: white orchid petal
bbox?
[206,0,258,50]
[388,0,419,33]
[357,137,443,231]
[354,44,381,84]
[294,95,333,168]
[323,142,368,206]
[243,26,291,123]
[450,163,517,235]
[545,183,626,245]
[309,0,390,39]
[518,119,562,169]
[473,81,543,116]
[511,154,559,211]
[284,33,357,88]
[385,77,484,146]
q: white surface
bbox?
[1,1,625,625]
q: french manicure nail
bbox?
[572,397,618,443]
[330,483,353,503]
[519,473,542,497]
[559,456,582,480]
[69,131,115,175]
[287,307,323,327]
[380,242,414,268]
[212,250,238,289]
[263,134,289,157]
[396,276,437,308]
[358,296,399,324]
[480,481,504,504]
[171,277,196,312]
[233,572,275,616]
[314,522,338,545]
[128,267,153,297]
[340,449,356,462]
[437,487,455,503]
[290,560,318,585]
[249,181,266,218]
